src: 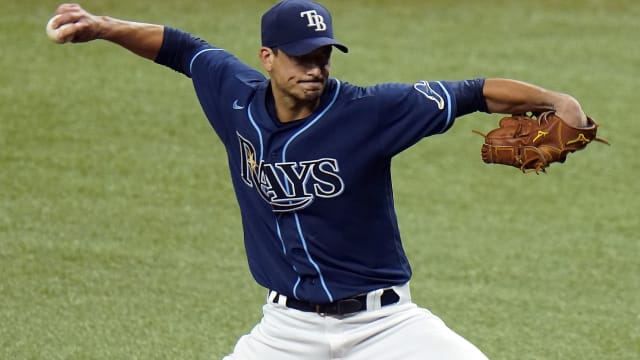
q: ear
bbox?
[259,47,275,72]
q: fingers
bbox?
[48,3,100,43]
[54,3,84,16]
[46,14,75,43]
[51,4,88,27]
[554,95,588,128]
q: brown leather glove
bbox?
[473,111,609,173]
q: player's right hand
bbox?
[50,3,103,43]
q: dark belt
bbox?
[272,289,400,315]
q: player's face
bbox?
[264,46,332,104]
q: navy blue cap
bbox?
[261,0,348,56]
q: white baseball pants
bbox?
[223,283,488,359]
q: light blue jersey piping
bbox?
[435,81,454,133]
[189,48,224,76]
[246,103,265,162]
[281,79,342,302]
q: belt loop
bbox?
[392,282,411,305]
[267,290,278,303]
[366,288,384,311]
[277,293,288,306]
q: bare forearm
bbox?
[483,78,587,127]
[94,16,164,60]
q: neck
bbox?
[276,100,319,123]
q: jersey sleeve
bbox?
[374,79,486,156]
[154,26,209,77]
[447,78,488,116]
[373,81,455,156]
[154,26,266,145]
[154,26,262,82]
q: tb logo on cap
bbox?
[300,10,327,31]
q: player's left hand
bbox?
[473,111,610,173]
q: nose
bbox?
[306,64,323,77]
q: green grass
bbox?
[1,0,638,359]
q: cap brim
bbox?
[278,37,348,56]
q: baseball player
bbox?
[48,1,591,358]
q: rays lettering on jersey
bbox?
[238,133,344,212]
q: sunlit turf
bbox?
[1,1,638,359]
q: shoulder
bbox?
[332,80,381,104]
[336,81,433,101]
[190,48,265,82]
[333,81,430,111]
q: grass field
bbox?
[1,0,638,359]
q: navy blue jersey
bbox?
[156,27,487,303]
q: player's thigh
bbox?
[223,304,330,360]
[349,305,488,360]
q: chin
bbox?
[294,91,318,101]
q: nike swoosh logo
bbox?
[232,100,245,110]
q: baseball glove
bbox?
[473,111,609,173]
